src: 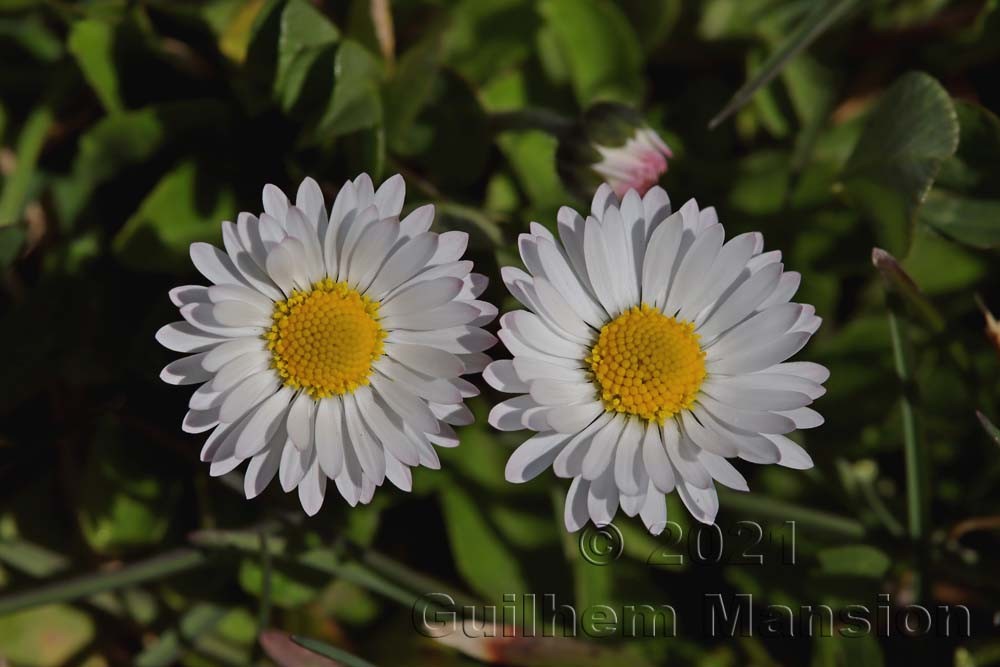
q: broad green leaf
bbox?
[113,159,235,272]
[217,0,268,63]
[540,0,644,105]
[919,191,1000,249]
[617,0,681,54]
[384,28,443,154]
[78,420,180,553]
[816,544,891,578]
[442,0,540,84]
[316,39,382,137]
[439,485,527,599]
[67,19,124,112]
[239,558,322,608]
[274,0,340,111]
[842,71,959,256]
[0,604,94,667]
[902,226,986,294]
[134,603,226,667]
[0,13,62,61]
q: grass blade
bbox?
[292,635,378,667]
[0,548,208,616]
[0,106,53,226]
[717,489,865,540]
[709,0,859,129]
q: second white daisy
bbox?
[158,174,496,515]
[486,184,827,534]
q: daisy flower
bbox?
[485,184,827,534]
[157,174,496,515]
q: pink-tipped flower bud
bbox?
[557,102,672,200]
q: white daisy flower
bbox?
[485,184,827,534]
[157,174,497,515]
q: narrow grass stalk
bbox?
[886,294,930,599]
[717,489,866,540]
[0,548,208,616]
[292,635,378,667]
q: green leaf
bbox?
[384,29,444,154]
[439,485,527,599]
[53,100,229,228]
[78,419,180,553]
[842,71,959,256]
[113,159,236,272]
[919,190,1000,249]
[238,558,321,609]
[442,0,541,84]
[617,0,681,54]
[134,603,227,667]
[812,633,884,667]
[316,39,382,137]
[816,544,891,578]
[67,19,124,112]
[0,224,25,268]
[710,0,859,129]
[0,604,94,667]
[275,0,340,111]
[0,106,52,227]
[540,0,644,105]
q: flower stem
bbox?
[489,108,575,137]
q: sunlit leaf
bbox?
[67,19,124,112]
[842,71,959,256]
[540,0,644,105]
[816,544,890,578]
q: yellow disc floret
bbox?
[586,304,706,424]
[265,278,385,399]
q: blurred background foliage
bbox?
[1,0,999,665]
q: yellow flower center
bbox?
[586,304,706,423]
[265,278,385,399]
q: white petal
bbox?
[564,477,591,532]
[706,332,811,375]
[678,232,757,321]
[262,183,289,220]
[639,481,668,535]
[245,440,283,499]
[765,433,814,469]
[698,395,796,435]
[483,360,529,393]
[356,386,419,466]
[202,338,265,372]
[429,231,469,266]
[279,441,313,491]
[677,480,719,525]
[613,418,644,496]
[315,398,345,478]
[369,374,439,435]
[664,422,712,489]
[707,303,803,359]
[380,302,479,331]
[698,451,749,491]
[529,379,594,407]
[642,422,675,493]
[156,322,226,353]
[503,311,588,361]
[375,359,461,405]
[349,220,398,291]
[384,451,412,491]
[697,263,782,338]
[776,407,824,429]
[583,215,623,316]
[581,414,626,480]
[700,379,811,412]
[546,401,603,434]
[286,391,317,451]
[343,393,385,484]
[212,300,271,328]
[386,326,496,354]
[220,371,279,423]
[160,353,212,385]
[487,395,550,432]
[235,387,293,458]
[190,243,245,287]
[587,465,619,527]
[399,204,434,239]
[665,224,724,316]
[640,211,683,307]
[297,457,327,516]
[295,177,326,228]
[506,431,572,483]
[170,285,208,307]
[385,342,463,379]
[374,173,405,217]
[379,277,463,318]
